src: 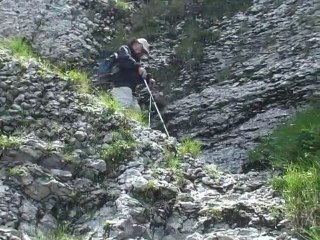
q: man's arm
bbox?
[117,46,140,70]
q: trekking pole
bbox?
[148,95,152,128]
[143,79,170,137]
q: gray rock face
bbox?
[0,0,116,66]
[164,0,320,172]
[0,0,317,239]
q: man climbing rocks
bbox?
[111,38,155,112]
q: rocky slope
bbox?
[0,0,319,239]
[0,49,295,240]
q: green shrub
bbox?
[164,138,201,171]
[249,108,320,168]
[98,92,147,124]
[100,140,135,164]
[0,37,36,59]
[0,135,22,150]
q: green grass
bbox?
[306,226,320,240]
[98,92,120,114]
[0,38,90,94]
[65,70,90,94]
[98,92,147,124]
[123,109,148,126]
[0,135,22,150]
[178,138,202,158]
[272,165,320,227]
[249,107,320,237]
[167,156,181,169]
[164,138,202,171]
[0,37,36,59]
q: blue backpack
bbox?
[97,52,119,79]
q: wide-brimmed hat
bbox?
[137,38,150,56]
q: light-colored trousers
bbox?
[111,87,141,112]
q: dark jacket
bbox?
[112,45,150,92]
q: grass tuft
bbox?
[98,92,121,114]
[98,92,147,125]
[0,135,22,151]
[272,165,320,227]
[36,224,79,240]
[178,138,202,158]
[123,109,148,126]
[8,166,28,176]
[249,107,320,237]
[0,37,35,59]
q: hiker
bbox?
[111,38,155,111]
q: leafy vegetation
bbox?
[0,135,22,150]
[249,107,320,237]
[123,109,148,126]
[272,166,320,227]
